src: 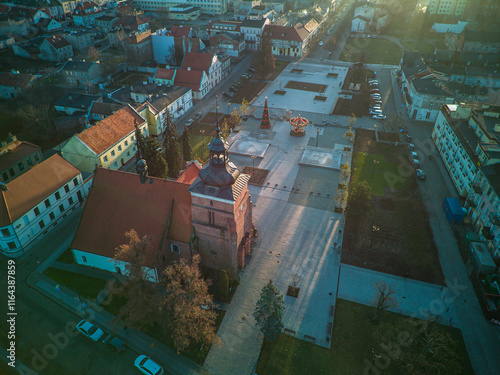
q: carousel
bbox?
[289,114,308,136]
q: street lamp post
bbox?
[369,225,380,252]
[251,155,256,170]
[316,128,320,147]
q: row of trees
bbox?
[113,230,219,353]
[135,110,192,179]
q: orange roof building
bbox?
[0,154,86,256]
[61,105,147,173]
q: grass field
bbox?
[191,134,212,163]
[267,60,290,81]
[256,299,474,375]
[351,152,409,196]
[55,248,75,264]
[340,38,402,65]
[43,268,106,300]
[402,41,435,53]
[231,82,267,104]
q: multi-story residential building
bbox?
[72,1,106,26]
[114,15,150,32]
[35,18,62,32]
[152,27,204,66]
[136,86,193,135]
[66,30,96,53]
[234,0,260,20]
[209,33,246,61]
[154,68,176,86]
[174,68,210,99]
[62,60,102,86]
[61,106,147,172]
[264,23,315,57]
[240,17,270,51]
[432,104,500,197]
[181,51,222,89]
[134,0,228,14]
[465,164,500,262]
[0,154,86,256]
[459,31,500,54]
[95,15,118,32]
[39,34,74,62]
[0,72,36,99]
[0,134,43,183]
[58,0,78,16]
[126,30,153,65]
[207,20,242,37]
[427,0,468,16]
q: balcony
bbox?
[472,183,483,195]
[466,197,476,208]
[482,226,495,241]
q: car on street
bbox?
[319,41,323,46]
[223,92,233,98]
[229,86,238,92]
[370,95,381,99]
[370,106,382,111]
[247,67,255,73]
[185,119,194,126]
[412,157,420,167]
[369,80,378,84]
[416,169,426,181]
[372,114,386,120]
[371,100,382,105]
[134,355,164,375]
[76,320,105,342]
[103,334,126,354]
[404,133,412,141]
[240,74,250,80]
[195,112,203,120]
[411,151,418,160]
[407,143,415,151]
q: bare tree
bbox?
[372,281,398,322]
[291,273,302,288]
[343,126,355,143]
[88,46,101,62]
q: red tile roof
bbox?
[155,68,175,80]
[170,25,191,37]
[71,168,193,266]
[265,24,309,42]
[0,155,80,226]
[0,73,34,88]
[176,162,202,185]
[45,35,70,49]
[0,141,40,172]
[181,52,214,74]
[174,69,204,92]
[77,106,145,155]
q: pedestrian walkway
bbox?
[338,265,458,326]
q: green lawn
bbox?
[191,135,212,163]
[340,38,402,65]
[101,294,128,316]
[402,41,435,54]
[256,299,474,375]
[55,248,75,264]
[351,152,409,196]
[43,268,107,300]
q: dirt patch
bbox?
[378,132,399,142]
[285,81,327,93]
[242,167,269,186]
[342,129,444,285]
[231,82,267,104]
[333,96,370,117]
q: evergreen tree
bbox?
[144,137,168,178]
[180,126,192,162]
[254,32,276,80]
[260,97,271,129]
[135,124,147,160]
[253,279,284,342]
[162,110,183,178]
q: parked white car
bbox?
[134,355,164,375]
[76,320,105,342]
[372,114,386,120]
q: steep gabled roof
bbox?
[77,106,145,155]
[0,73,34,88]
[0,155,80,226]
[174,69,204,92]
[170,25,191,37]
[176,162,202,185]
[264,24,309,42]
[71,167,193,266]
[0,141,40,173]
[181,51,214,74]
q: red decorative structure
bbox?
[290,114,308,136]
[260,97,271,129]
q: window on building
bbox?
[171,244,180,254]
[82,255,87,263]
[131,135,135,141]
[103,155,108,162]
[55,191,61,200]
[118,145,122,151]
[209,211,215,224]
[64,184,70,193]
[1,228,10,236]
[27,157,32,166]
[111,150,116,157]
[73,178,78,187]
[125,140,128,146]
[2,172,8,181]
[44,199,51,208]
[18,162,24,171]
[113,162,118,168]
[49,212,55,220]
[7,242,16,250]
[126,151,130,157]
[39,220,45,229]
[68,197,74,205]
[34,207,40,216]
[9,168,15,177]
[59,204,64,213]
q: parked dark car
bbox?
[223,92,233,98]
[103,334,126,354]
[229,86,238,92]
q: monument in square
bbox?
[260,97,271,129]
[290,114,308,137]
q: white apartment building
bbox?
[465,164,500,262]
[134,0,228,15]
[427,0,468,16]
[0,155,86,256]
[240,17,270,51]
